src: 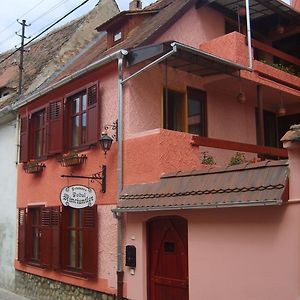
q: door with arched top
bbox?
[147,216,189,300]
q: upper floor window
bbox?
[19,82,100,163]
[163,87,207,136]
[69,92,87,148]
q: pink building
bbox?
[11,0,300,299]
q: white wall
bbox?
[0,116,18,290]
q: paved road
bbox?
[0,288,30,300]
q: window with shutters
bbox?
[18,206,98,278]
[62,206,98,277]
[18,207,61,269]
[66,83,99,150]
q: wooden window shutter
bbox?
[19,115,29,162]
[18,208,27,263]
[86,83,100,145]
[82,206,98,277]
[47,99,64,155]
[51,207,61,270]
[40,208,52,268]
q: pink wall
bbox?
[155,6,225,48]
[123,63,258,166]
[293,0,300,11]
[124,204,300,300]
[16,62,120,294]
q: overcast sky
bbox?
[0,0,293,53]
[0,0,154,53]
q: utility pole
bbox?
[16,19,30,96]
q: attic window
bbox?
[113,30,122,43]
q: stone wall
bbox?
[15,271,117,300]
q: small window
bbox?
[113,30,122,42]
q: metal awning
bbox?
[126,41,247,78]
[201,0,300,22]
[114,160,289,212]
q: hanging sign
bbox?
[60,185,96,209]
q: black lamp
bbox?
[99,132,113,156]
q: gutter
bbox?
[11,49,128,111]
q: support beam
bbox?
[257,85,265,147]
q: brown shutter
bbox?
[82,206,98,277]
[51,207,61,270]
[47,99,64,155]
[18,208,27,263]
[86,83,100,145]
[19,115,29,162]
[40,208,52,268]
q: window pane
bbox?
[78,230,83,269]
[82,94,87,111]
[187,88,206,136]
[82,113,87,144]
[163,89,184,132]
[72,97,80,114]
[72,116,80,147]
[34,129,43,157]
[68,208,76,227]
[68,230,76,268]
[32,228,39,260]
[32,209,39,225]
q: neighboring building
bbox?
[0,0,119,294]
[1,0,300,299]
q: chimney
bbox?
[129,0,142,10]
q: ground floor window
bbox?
[18,206,98,277]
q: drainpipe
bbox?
[245,0,253,69]
[116,50,127,300]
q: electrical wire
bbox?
[0,0,90,66]
[0,0,48,36]
[30,0,73,25]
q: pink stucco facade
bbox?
[15,1,300,299]
[124,203,300,300]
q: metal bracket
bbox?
[61,165,106,193]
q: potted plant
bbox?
[23,160,46,174]
[59,151,87,167]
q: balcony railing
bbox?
[191,135,288,159]
[252,39,300,78]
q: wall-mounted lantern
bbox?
[99,120,118,157]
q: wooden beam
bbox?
[191,135,288,158]
[252,38,300,67]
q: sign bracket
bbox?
[61,165,106,193]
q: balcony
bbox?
[123,129,288,186]
[199,31,300,89]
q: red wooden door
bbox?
[148,217,189,300]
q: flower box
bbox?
[59,152,87,167]
[23,161,46,174]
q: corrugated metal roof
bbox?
[209,0,300,21]
[115,160,289,212]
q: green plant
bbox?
[228,152,246,166]
[259,59,300,77]
[201,151,216,165]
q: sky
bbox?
[0,0,293,53]
[0,0,153,53]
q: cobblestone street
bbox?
[0,288,29,300]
